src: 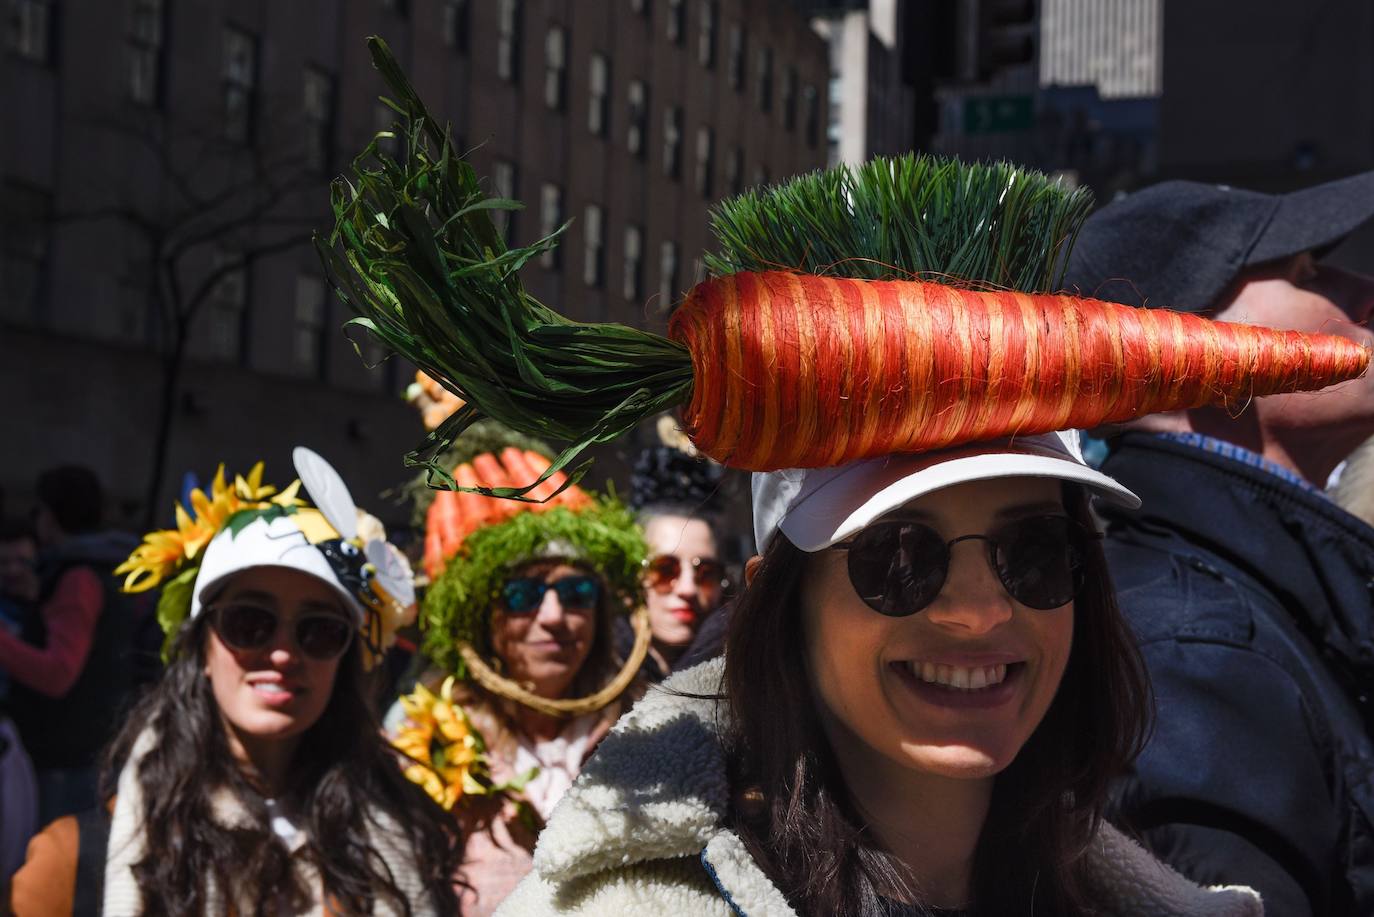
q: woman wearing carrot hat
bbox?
[390,431,650,915]
[10,448,461,915]
[318,41,1370,915]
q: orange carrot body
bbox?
[669,271,1371,471]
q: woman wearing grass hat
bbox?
[392,438,651,915]
[319,44,1371,914]
[10,449,461,915]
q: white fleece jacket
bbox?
[497,658,1262,917]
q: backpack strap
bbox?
[74,805,112,915]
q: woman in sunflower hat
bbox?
[389,427,650,916]
[10,448,462,916]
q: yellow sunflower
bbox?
[392,678,490,811]
[115,462,307,594]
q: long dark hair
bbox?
[102,614,463,915]
[724,485,1152,917]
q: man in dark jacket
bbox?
[1066,175,1374,917]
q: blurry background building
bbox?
[0,0,829,530]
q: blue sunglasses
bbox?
[500,574,601,614]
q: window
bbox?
[539,183,563,270]
[724,145,742,197]
[381,0,409,16]
[659,241,679,309]
[663,105,681,179]
[782,67,797,130]
[588,53,610,136]
[695,126,713,198]
[206,249,247,363]
[126,0,165,106]
[665,0,683,44]
[492,160,517,243]
[803,83,820,148]
[5,0,51,63]
[497,0,520,83]
[544,25,566,110]
[727,23,744,91]
[697,0,715,68]
[583,204,604,288]
[223,26,258,143]
[755,46,773,112]
[303,68,336,174]
[631,0,647,13]
[293,273,327,377]
[627,80,648,157]
[0,180,51,324]
[623,225,643,301]
[442,0,469,52]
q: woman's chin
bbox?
[898,742,1012,780]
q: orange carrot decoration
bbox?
[422,448,593,579]
[671,272,1369,471]
[320,42,1369,494]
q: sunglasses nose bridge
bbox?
[926,534,1016,629]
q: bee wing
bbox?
[366,539,416,607]
[292,447,359,541]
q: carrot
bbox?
[499,447,554,507]
[451,464,489,541]
[668,271,1371,471]
[423,498,450,581]
[521,450,591,509]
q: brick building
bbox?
[0,0,829,530]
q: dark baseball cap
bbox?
[1063,171,1374,312]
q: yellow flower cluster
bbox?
[115,462,303,593]
[393,677,488,811]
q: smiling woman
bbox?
[9,451,462,916]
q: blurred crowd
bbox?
[0,169,1372,917]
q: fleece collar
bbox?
[533,658,1262,917]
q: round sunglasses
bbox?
[211,602,355,661]
[834,515,1099,616]
[500,574,601,614]
[643,554,727,593]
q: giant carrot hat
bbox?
[115,449,416,669]
[317,39,1369,504]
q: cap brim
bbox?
[196,563,367,624]
[1249,170,1374,265]
[779,450,1140,553]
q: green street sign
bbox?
[963,95,1034,134]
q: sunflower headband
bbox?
[117,449,416,668]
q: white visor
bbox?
[752,430,1140,553]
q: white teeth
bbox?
[255,683,286,694]
[908,662,1011,691]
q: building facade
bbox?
[1,0,828,529]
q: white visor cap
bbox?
[752,430,1140,554]
[189,515,365,622]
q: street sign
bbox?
[963,95,1034,134]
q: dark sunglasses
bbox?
[644,554,727,592]
[501,574,601,614]
[835,515,1099,616]
[211,602,355,661]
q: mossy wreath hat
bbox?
[419,442,650,718]
[116,447,416,668]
